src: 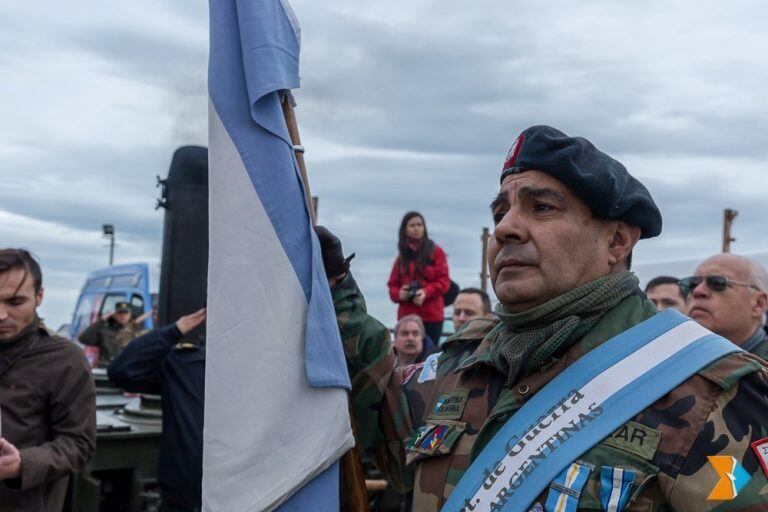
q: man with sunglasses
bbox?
[0,249,96,511]
[683,254,768,358]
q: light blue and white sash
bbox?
[441,309,740,512]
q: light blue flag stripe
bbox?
[208,0,349,389]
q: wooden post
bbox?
[480,227,490,292]
[281,94,370,511]
[722,208,738,253]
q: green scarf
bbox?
[489,271,640,384]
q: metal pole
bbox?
[109,235,115,266]
[722,208,738,253]
[480,227,490,292]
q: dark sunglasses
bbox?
[679,275,760,295]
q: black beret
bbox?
[500,125,662,239]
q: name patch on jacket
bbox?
[603,421,661,461]
[429,388,469,420]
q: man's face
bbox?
[647,283,687,313]
[394,320,423,357]
[453,293,486,331]
[113,310,132,326]
[489,171,614,312]
[0,268,43,342]
[688,255,767,344]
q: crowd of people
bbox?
[1,124,768,511]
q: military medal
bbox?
[599,466,636,512]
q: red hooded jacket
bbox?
[387,243,450,322]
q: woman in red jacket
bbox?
[388,211,450,344]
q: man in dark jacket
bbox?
[107,308,206,512]
[0,248,96,512]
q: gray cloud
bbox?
[2,0,768,329]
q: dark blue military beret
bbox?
[500,125,662,239]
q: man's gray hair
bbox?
[747,258,768,293]
[394,314,425,337]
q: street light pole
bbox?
[102,224,115,266]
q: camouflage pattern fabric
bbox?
[333,273,413,492]
[334,276,768,510]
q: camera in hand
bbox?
[407,281,422,301]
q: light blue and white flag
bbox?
[205,1,353,510]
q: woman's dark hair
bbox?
[398,211,435,273]
[0,248,43,294]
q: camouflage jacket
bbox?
[334,276,768,511]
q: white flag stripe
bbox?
[474,320,711,503]
[204,103,353,511]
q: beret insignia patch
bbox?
[502,133,525,172]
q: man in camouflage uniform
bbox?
[330,126,768,511]
[684,253,768,359]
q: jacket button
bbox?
[518,384,530,395]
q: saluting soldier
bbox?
[327,126,768,511]
[79,300,134,363]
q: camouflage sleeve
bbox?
[116,321,142,349]
[333,273,414,493]
[666,362,768,510]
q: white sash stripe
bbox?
[473,320,711,504]
[607,468,623,512]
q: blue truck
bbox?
[70,262,158,340]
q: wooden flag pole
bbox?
[282,97,318,227]
[281,95,371,512]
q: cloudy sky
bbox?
[2,1,767,330]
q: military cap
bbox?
[500,125,662,238]
[114,301,131,313]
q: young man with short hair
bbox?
[0,248,96,511]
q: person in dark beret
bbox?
[326,124,768,510]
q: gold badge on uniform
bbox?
[429,388,469,420]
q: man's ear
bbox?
[35,287,44,308]
[607,221,641,269]
[752,290,768,319]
